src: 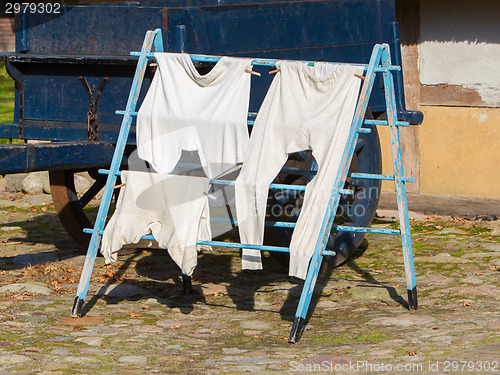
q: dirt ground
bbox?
[0,191,499,374]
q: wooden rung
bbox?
[115,110,138,117]
[364,119,409,127]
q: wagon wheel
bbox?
[265,111,382,268]
[49,169,108,249]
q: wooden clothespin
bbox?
[354,74,365,80]
[203,191,217,200]
[150,62,158,67]
[114,183,126,189]
[245,69,261,77]
[269,68,280,75]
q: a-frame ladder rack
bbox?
[72,29,418,344]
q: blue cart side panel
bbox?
[163,0,395,113]
[15,0,280,55]
[1,0,416,149]
[164,1,394,55]
[17,5,168,55]
[7,58,152,142]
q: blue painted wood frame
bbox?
[72,29,417,344]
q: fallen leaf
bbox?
[142,305,150,310]
[170,322,182,329]
[463,301,472,307]
[129,312,141,318]
[408,351,417,356]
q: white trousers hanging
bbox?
[119,54,252,275]
[137,53,252,178]
[101,171,211,277]
[235,61,364,279]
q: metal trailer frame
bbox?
[72,29,417,343]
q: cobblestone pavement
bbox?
[0,192,499,374]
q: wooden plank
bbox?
[420,84,486,107]
[0,141,116,174]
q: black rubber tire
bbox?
[265,113,382,268]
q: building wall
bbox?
[0,18,15,52]
[380,107,500,197]
[381,0,500,198]
[419,0,500,108]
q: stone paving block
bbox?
[97,284,150,298]
[0,283,52,295]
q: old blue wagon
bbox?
[0,0,422,268]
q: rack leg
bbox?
[72,295,85,317]
[399,190,418,310]
[288,250,324,343]
[381,47,418,310]
[182,274,193,295]
[400,204,418,310]
[72,181,116,317]
[408,286,418,310]
[71,29,159,318]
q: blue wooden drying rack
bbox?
[72,29,418,343]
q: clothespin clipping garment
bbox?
[245,69,261,77]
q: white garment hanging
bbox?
[137,53,252,179]
[101,171,211,277]
[117,53,252,275]
[235,60,364,279]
